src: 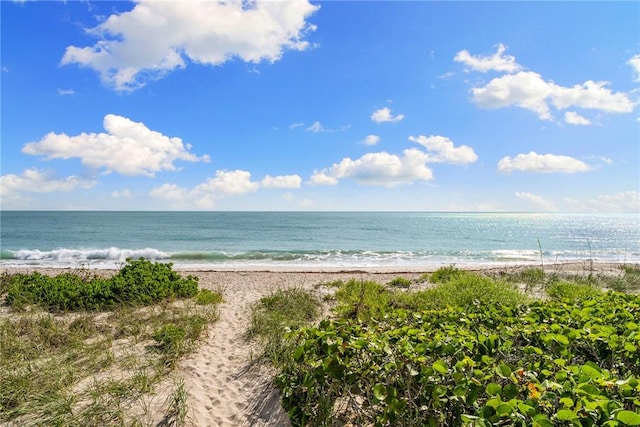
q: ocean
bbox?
[1,211,638,270]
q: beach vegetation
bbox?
[388,276,412,288]
[3,258,199,312]
[0,259,221,426]
[254,268,640,427]
[248,287,320,365]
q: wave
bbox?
[3,247,170,262]
[2,246,636,269]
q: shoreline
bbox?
[1,259,633,276]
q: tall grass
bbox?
[248,287,320,365]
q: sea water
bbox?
[1,211,638,269]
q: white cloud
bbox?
[585,191,640,213]
[362,134,380,146]
[310,149,433,187]
[57,88,76,96]
[461,45,635,121]
[289,122,305,129]
[628,54,640,82]
[111,189,132,199]
[371,107,405,123]
[497,151,591,174]
[551,80,635,113]
[408,135,478,164]
[515,191,557,211]
[305,121,350,133]
[150,170,301,208]
[306,121,325,133]
[564,111,591,126]
[61,0,320,91]
[454,43,522,73]
[261,174,302,189]
[0,168,97,199]
[22,114,210,177]
[309,171,339,186]
[471,71,555,120]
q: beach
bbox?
[0,262,632,426]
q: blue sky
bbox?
[1,0,639,212]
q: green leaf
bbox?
[556,409,578,421]
[373,383,387,401]
[533,413,554,427]
[616,410,640,426]
[486,383,502,396]
[496,364,512,378]
[517,402,536,417]
[432,360,448,374]
[559,397,574,408]
[496,403,513,417]
[576,383,601,396]
[624,342,637,352]
[554,334,569,345]
[581,361,603,379]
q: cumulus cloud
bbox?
[515,191,557,211]
[564,111,591,126]
[454,43,522,73]
[311,135,477,187]
[460,46,635,121]
[362,134,381,146]
[261,174,302,189]
[497,151,591,174]
[310,149,433,187]
[22,114,210,177]
[628,54,640,82]
[150,170,301,208]
[61,0,320,91]
[0,168,97,197]
[408,135,478,164]
[371,107,405,123]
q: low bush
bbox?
[277,292,640,426]
[2,258,200,312]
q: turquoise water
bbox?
[1,211,638,269]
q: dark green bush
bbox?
[2,258,200,312]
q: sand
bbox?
[177,270,428,427]
[1,261,630,426]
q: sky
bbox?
[1,0,639,212]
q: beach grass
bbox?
[0,259,222,426]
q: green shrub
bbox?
[153,324,186,353]
[399,272,528,311]
[195,289,223,305]
[388,276,412,288]
[332,279,390,321]
[3,258,199,312]
[429,265,465,283]
[546,281,601,301]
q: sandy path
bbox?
[178,271,424,427]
